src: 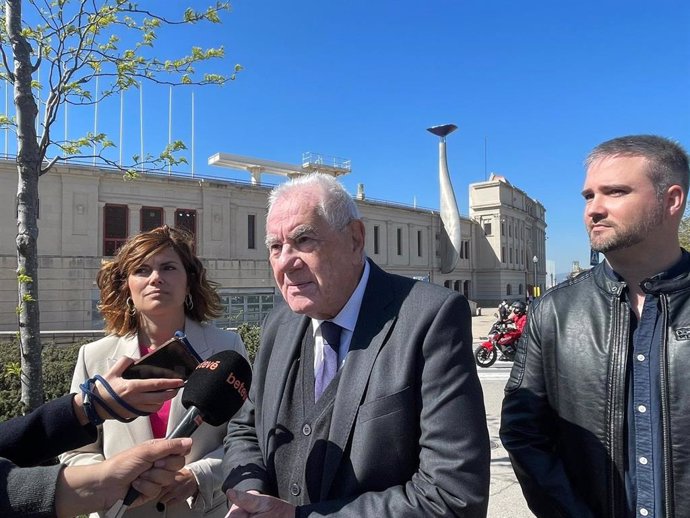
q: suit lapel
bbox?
[320,261,398,498]
[182,318,213,361]
[263,310,310,444]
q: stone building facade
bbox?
[0,160,546,331]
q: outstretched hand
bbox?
[156,467,199,506]
[55,437,192,518]
[104,437,192,507]
[225,488,295,518]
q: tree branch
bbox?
[39,154,58,175]
[31,48,41,73]
[0,46,15,82]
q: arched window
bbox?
[506,284,512,296]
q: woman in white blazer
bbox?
[60,226,246,518]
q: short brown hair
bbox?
[97,225,223,336]
[586,135,690,206]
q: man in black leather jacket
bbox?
[500,135,690,518]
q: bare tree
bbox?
[1,0,239,412]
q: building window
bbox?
[417,230,423,257]
[373,225,380,254]
[501,246,505,263]
[104,204,128,256]
[464,241,470,260]
[483,222,492,235]
[175,209,197,246]
[217,292,275,327]
[501,221,505,236]
[509,248,513,264]
[443,280,452,289]
[141,206,163,231]
[509,223,512,237]
[247,214,256,250]
[397,228,402,256]
[507,284,512,296]
[519,283,523,295]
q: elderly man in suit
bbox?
[222,173,489,517]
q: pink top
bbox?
[139,344,172,438]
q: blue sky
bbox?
[16,1,690,274]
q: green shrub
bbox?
[0,325,263,422]
[0,340,83,421]
[236,323,260,365]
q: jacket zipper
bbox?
[659,294,673,518]
[608,293,628,517]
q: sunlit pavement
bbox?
[472,309,536,517]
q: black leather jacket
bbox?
[500,260,690,518]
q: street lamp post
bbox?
[532,255,538,296]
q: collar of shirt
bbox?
[312,259,370,367]
[602,249,690,286]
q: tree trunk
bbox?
[8,0,43,412]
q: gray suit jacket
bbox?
[60,318,246,518]
[223,260,489,517]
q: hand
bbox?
[225,489,295,518]
[156,467,199,506]
[110,438,192,508]
[73,356,184,424]
[55,437,192,518]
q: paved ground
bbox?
[471,309,536,518]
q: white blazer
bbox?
[60,318,246,518]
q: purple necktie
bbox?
[315,321,342,401]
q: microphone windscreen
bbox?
[181,350,252,426]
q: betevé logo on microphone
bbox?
[196,358,249,401]
[225,371,248,401]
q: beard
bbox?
[588,201,664,253]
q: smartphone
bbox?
[122,336,201,380]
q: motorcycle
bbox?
[474,315,521,368]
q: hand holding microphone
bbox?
[106,350,252,518]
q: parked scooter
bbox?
[474,314,521,368]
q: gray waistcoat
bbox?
[272,329,342,505]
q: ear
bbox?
[666,185,685,217]
[349,219,366,260]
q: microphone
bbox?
[168,350,252,438]
[107,350,252,518]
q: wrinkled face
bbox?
[266,188,365,320]
[127,246,188,319]
[582,155,664,254]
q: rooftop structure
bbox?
[209,151,351,185]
